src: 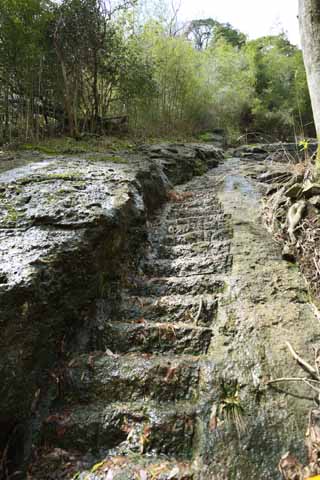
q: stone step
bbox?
[167,197,220,210]
[119,293,218,326]
[63,352,200,403]
[143,253,232,277]
[165,206,223,219]
[43,401,196,458]
[78,457,196,480]
[127,274,225,297]
[153,213,227,228]
[30,451,196,480]
[151,220,227,239]
[154,227,231,246]
[157,240,231,260]
[102,322,212,355]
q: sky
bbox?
[178,0,300,45]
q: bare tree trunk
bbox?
[299,0,320,166]
[59,57,77,138]
[4,76,10,142]
[54,19,78,138]
[92,51,99,132]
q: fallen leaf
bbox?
[134,317,147,324]
[139,469,148,480]
[106,469,114,480]
[168,466,180,479]
[91,461,105,473]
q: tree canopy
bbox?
[0,0,314,143]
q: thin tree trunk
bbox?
[60,59,77,137]
[4,76,9,142]
[92,51,99,132]
[299,0,320,166]
[54,33,78,138]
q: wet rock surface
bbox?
[0,143,223,477]
[1,145,319,479]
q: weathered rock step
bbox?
[77,457,195,480]
[151,220,227,239]
[185,184,215,190]
[103,322,212,355]
[127,274,225,297]
[33,450,196,480]
[143,253,232,277]
[30,451,195,480]
[119,294,218,326]
[154,213,228,228]
[167,197,221,210]
[43,401,196,458]
[63,353,200,404]
[156,227,231,246]
[165,206,223,219]
[157,240,231,260]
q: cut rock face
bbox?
[1,147,318,479]
[27,166,231,479]
[0,143,223,476]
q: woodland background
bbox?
[0,0,314,144]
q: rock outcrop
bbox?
[0,143,222,477]
[0,145,318,480]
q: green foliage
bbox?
[0,0,314,144]
[299,138,310,151]
[202,39,256,139]
[245,34,313,139]
[219,380,246,435]
[186,18,246,50]
[194,159,207,176]
[20,136,136,154]
[128,22,209,134]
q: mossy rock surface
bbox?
[0,142,223,473]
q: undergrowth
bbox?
[14,132,202,157]
[262,148,320,300]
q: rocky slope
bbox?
[0,144,318,479]
[0,143,222,478]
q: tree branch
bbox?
[286,341,318,380]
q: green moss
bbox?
[21,138,91,155]
[18,172,82,185]
[198,132,214,142]
[19,136,137,156]
[194,159,207,176]
[45,172,82,181]
[55,188,72,195]
[2,203,24,223]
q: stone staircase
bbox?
[30,173,232,479]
